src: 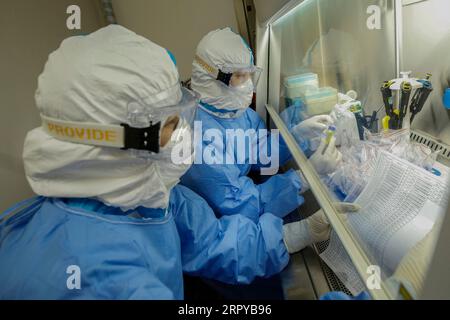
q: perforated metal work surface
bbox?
[315,240,353,296]
[411,130,450,161]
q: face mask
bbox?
[102,162,173,211]
[157,118,193,190]
[230,78,254,110]
[158,119,193,160]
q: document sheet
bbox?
[320,151,450,295]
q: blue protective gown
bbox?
[180,106,306,223]
[320,292,371,300]
[0,185,288,299]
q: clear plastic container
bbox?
[304,87,338,116]
[284,73,319,99]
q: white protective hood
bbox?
[24,25,187,210]
[191,28,255,118]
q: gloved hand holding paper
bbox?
[283,203,360,254]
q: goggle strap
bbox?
[121,122,160,153]
[194,55,257,87]
[216,70,232,86]
[41,114,160,153]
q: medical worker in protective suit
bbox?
[180,28,342,224]
[0,25,335,299]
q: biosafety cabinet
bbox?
[253,0,450,300]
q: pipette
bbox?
[322,125,336,155]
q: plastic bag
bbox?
[325,129,437,201]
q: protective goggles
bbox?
[41,87,198,154]
[194,55,262,89]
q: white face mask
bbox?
[157,119,193,190]
[230,78,254,110]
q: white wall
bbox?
[253,0,290,24]
[0,0,103,211]
[111,0,239,80]
[403,0,450,145]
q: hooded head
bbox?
[24,25,195,210]
[191,28,259,118]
